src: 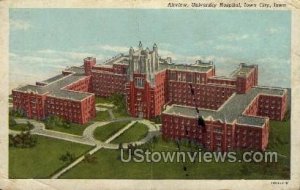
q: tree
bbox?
[9,134,15,147]
[150,116,162,124]
[9,131,37,148]
[109,93,126,112]
[9,117,17,128]
[25,121,34,131]
[59,151,75,163]
[44,115,67,129]
[118,143,123,150]
[152,136,158,143]
[283,109,290,121]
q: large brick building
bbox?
[12,42,288,151]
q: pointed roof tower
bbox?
[153,43,158,53]
[129,46,134,55]
[138,41,143,50]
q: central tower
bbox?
[126,42,167,118]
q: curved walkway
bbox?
[11,118,96,146]
[9,116,161,179]
[93,119,160,149]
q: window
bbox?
[201,77,205,83]
[135,77,144,88]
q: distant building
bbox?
[12,42,288,151]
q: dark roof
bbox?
[159,62,213,72]
[163,86,287,127]
[14,66,93,101]
[64,66,86,74]
[42,74,65,84]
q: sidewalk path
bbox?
[9,117,161,179]
[51,121,138,179]
[107,109,115,120]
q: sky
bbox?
[9,9,291,90]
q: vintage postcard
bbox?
[0,0,299,190]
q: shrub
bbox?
[109,93,126,111]
[9,117,17,127]
[59,151,75,163]
[9,131,37,148]
[44,115,69,129]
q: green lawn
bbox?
[93,121,130,142]
[61,135,290,179]
[268,119,290,157]
[93,110,111,121]
[46,122,91,136]
[9,123,32,131]
[9,135,92,179]
[95,96,113,104]
[113,109,130,118]
[61,119,290,179]
[112,122,148,144]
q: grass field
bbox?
[9,136,92,179]
[93,121,130,142]
[93,110,111,121]
[113,109,130,118]
[61,119,290,179]
[112,122,148,144]
[61,135,289,179]
[46,122,91,136]
[95,96,113,104]
[268,120,290,157]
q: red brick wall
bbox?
[12,90,46,120]
[64,76,92,93]
[236,67,258,94]
[84,57,96,76]
[207,78,236,86]
[235,124,265,150]
[80,95,96,124]
[113,64,127,74]
[162,113,269,151]
[92,72,127,97]
[154,70,168,116]
[167,82,235,110]
[257,94,286,120]
[45,97,82,123]
[126,74,155,118]
[243,96,259,116]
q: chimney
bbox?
[84,57,96,76]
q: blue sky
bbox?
[9,9,291,90]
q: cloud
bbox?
[214,44,243,52]
[256,57,290,65]
[9,49,105,91]
[266,27,283,35]
[10,19,31,31]
[36,49,105,62]
[255,57,290,88]
[219,33,250,41]
[158,49,178,58]
[158,48,240,66]
[97,45,129,53]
